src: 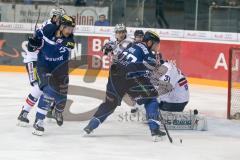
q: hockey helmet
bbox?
[50,8,66,18]
[114,24,127,33]
[134,30,144,37]
[60,15,76,27]
[143,30,160,43]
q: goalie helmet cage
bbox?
[227,47,240,119]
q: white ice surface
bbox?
[0,72,240,160]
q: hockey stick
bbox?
[35,9,41,31]
[130,75,172,141]
[158,109,173,143]
[131,58,174,143]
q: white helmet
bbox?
[50,8,66,18]
[59,8,66,15]
[114,24,127,33]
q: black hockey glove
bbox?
[27,36,42,52]
[102,42,114,55]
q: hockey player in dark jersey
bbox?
[134,30,144,42]
[27,15,75,136]
[17,8,65,127]
[84,31,167,141]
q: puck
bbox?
[193,109,198,115]
[180,139,183,143]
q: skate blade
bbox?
[16,121,29,127]
[152,135,166,142]
[32,129,44,136]
[82,129,93,137]
[56,120,63,126]
[46,118,56,123]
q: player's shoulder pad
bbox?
[42,24,58,39]
[162,61,173,70]
[135,42,150,55]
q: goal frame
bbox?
[227,47,240,119]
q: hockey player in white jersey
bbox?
[154,61,207,131]
[102,24,133,56]
[17,8,65,126]
[157,61,189,112]
[131,59,189,115]
[40,8,66,28]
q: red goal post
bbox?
[227,47,240,119]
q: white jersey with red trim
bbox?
[22,19,52,63]
[159,61,189,103]
[109,35,134,55]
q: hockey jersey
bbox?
[36,24,74,71]
[119,42,156,64]
[159,62,189,103]
[109,34,134,55]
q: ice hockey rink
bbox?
[0,72,240,160]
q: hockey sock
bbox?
[36,107,48,120]
[23,94,38,112]
[23,84,42,112]
[35,91,55,121]
[144,98,160,130]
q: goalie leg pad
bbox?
[159,101,188,112]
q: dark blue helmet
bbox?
[143,30,160,43]
[134,30,144,37]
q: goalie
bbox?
[131,59,189,114]
[155,61,207,131]
[157,60,189,112]
[135,58,207,131]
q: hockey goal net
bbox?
[227,47,240,119]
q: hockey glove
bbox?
[102,42,114,55]
[27,36,43,52]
